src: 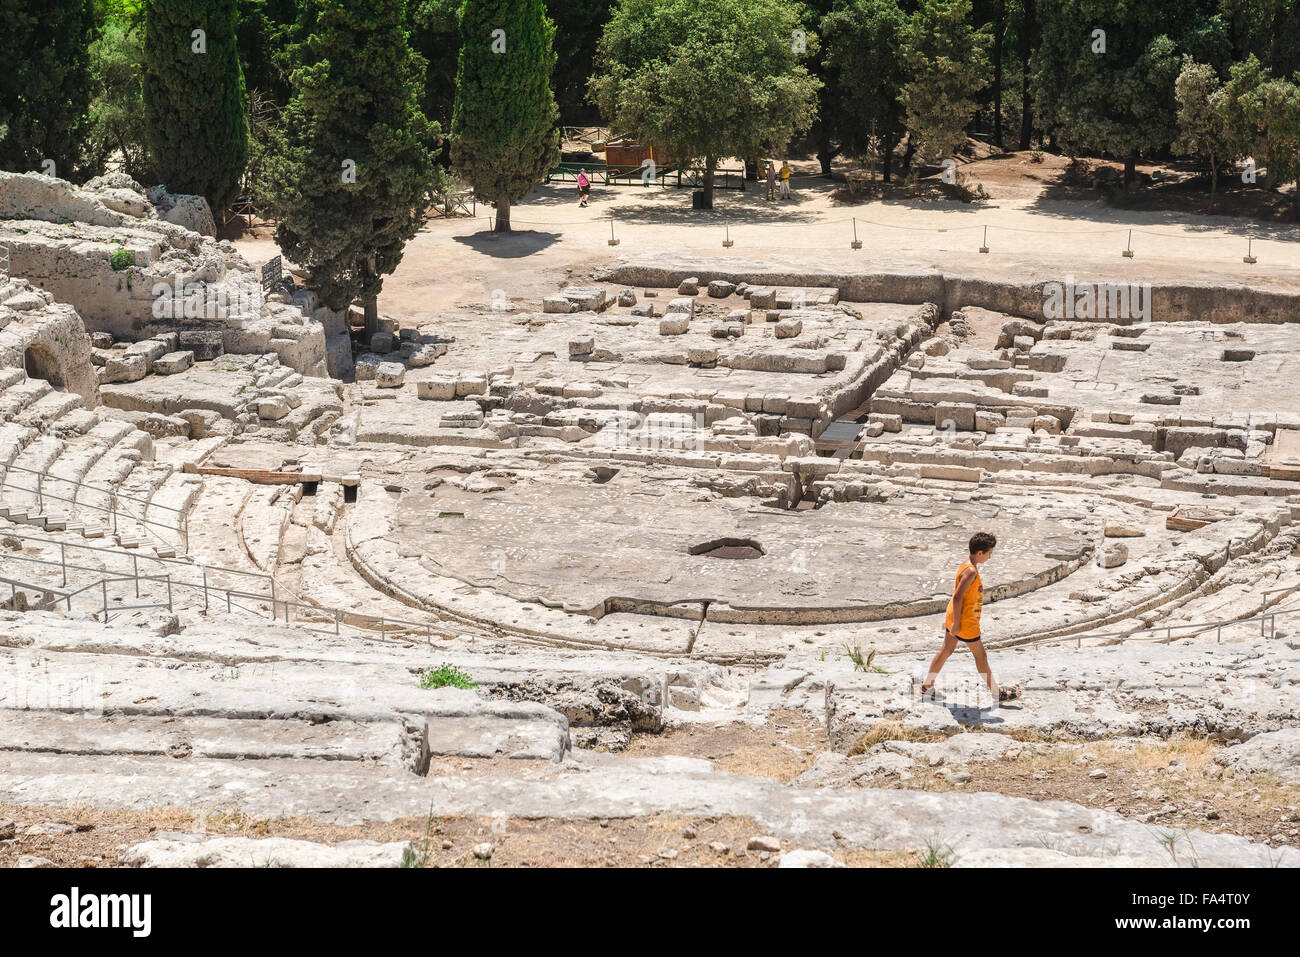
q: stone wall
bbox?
[0,279,100,406]
[0,172,329,378]
[602,258,1300,325]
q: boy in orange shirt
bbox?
[921,532,1022,705]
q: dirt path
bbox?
[234,150,1300,326]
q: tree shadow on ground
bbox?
[1025,162,1300,241]
[598,188,825,226]
[452,229,561,258]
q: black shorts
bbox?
[947,630,981,644]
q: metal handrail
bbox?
[0,533,435,643]
[1030,600,1300,650]
[0,573,70,612]
[1,462,182,517]
[1261,587,1298,635]
[0,462,189,550]
[0,529,269,585]
[0,570,172,622]
[188,584,443,643]
[0,538,272,605]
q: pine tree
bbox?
[266,0,439,339]
[0,0,98,176]
[142,0,248,212]
[899,0,992,165]
[451,0,561,232]
[821,0,909,181]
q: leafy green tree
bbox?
[266,0,440,338]
[798,0,833,177]
[0,0,98,176]
[545,0,615,124]
[1219,0,1300,81]
[1174,57,1234,196]
[451,0,560,231]
[821,0,908,180]
[85,11,151,180]
[1010,0,1040,150]
[142,0,249,212]
[1032,0,1226,183]
[590,0,821,209]
[899,0,991,164]
[1218,54,1267,163]
[1219,54,1300,206]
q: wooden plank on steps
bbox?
[184,465,349,485]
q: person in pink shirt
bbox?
[577,169,591,207]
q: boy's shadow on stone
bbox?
[943,699,1019,726]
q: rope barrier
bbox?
[448,204,1295,268]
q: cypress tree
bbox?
[451,0,561,232]
[0,0,98,176]
[142,0,248,213]
[266,0,439,340]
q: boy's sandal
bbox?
[998,687,1022,704]
[920,684,945,701]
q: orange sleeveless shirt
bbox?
[944,560,983,640]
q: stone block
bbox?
[919,464,982,483]
[762,393,790,415]
[153,351,194,375]
[561,287,607,311]
[659,315,690,336]
[354,354,382,381]
[707,280,736,298]
[103,354,148,383]
[775,319,802,339]
[408,343,446,367]
[678,277,699,296]
[416,378,457,401]
[257,396,291,420]
[866,413,902,433]
[1100,543,1129,568]
[178,330,225,360]
[934,401,976,431]
[124,339,167,367]
[785,398,823,419]
[375,362,405,388]
[455,376,488,397]
[178,408,223,438]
